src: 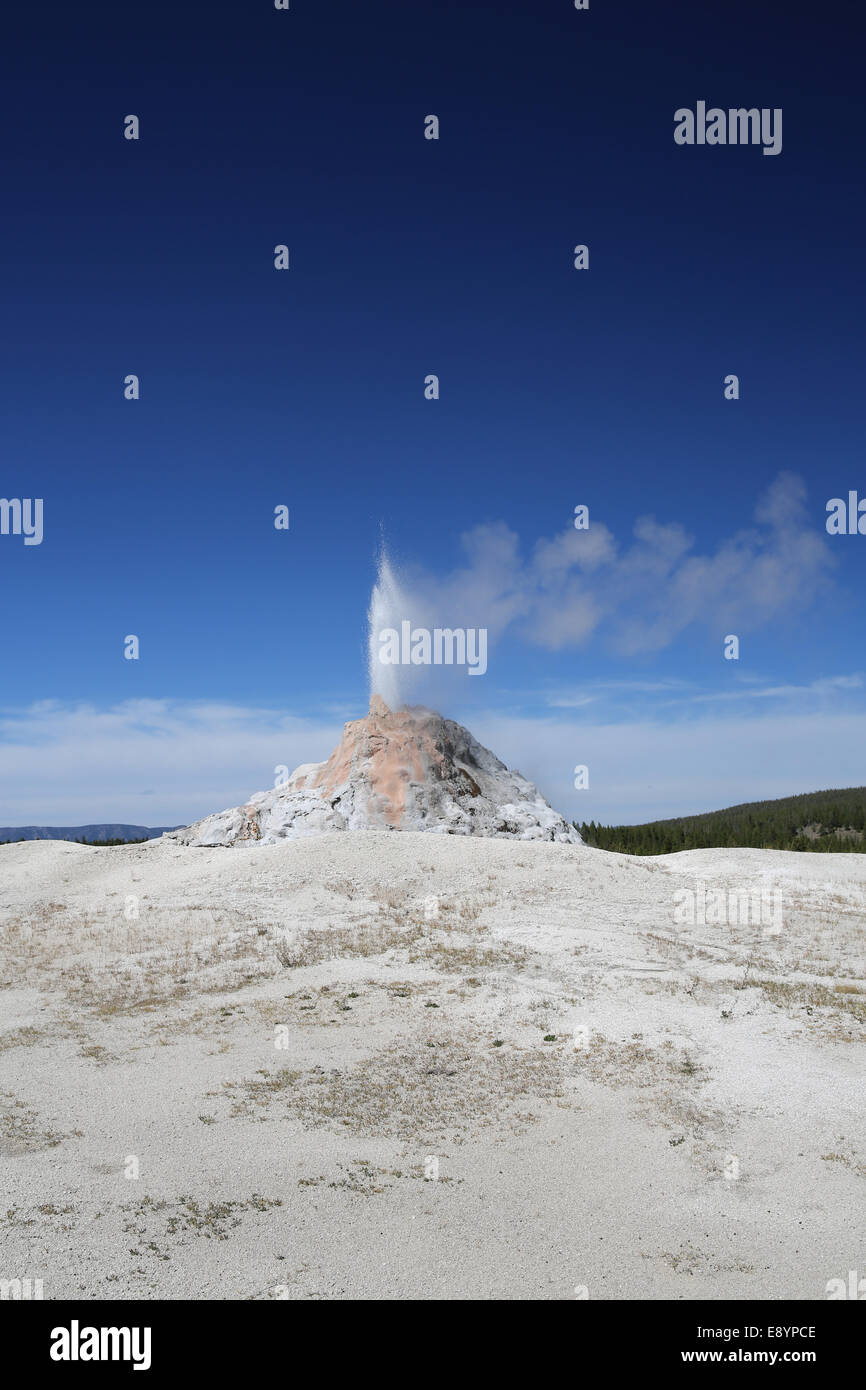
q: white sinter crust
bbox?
[169,696,582,847]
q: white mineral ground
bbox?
[0,711,863,1298]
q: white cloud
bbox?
[0,700,343,827]
[469,708,866,825]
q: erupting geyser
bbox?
[171,696,581,846]
[367,550,408,711]
[170,551,581,846]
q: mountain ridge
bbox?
[0,824,180,843]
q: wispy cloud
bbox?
[545,678,692,708]
[0,700,343,826]
[542,673,864,715]
[1,689,863,828]
[689,674,864,703]
[470,707,866,825]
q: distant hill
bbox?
[0,825,181,845]
[577,787,866,855]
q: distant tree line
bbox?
[74,836,149,846]
[576,787,866,855]
[0,835,149,846]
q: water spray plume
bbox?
[367,546,410,710]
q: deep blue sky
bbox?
[1,0,864,825]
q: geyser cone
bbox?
[171,699,582,846]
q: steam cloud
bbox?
[366,474,834,708]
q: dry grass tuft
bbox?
[0,1093,74,1156]
[222,1033,567,1143]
